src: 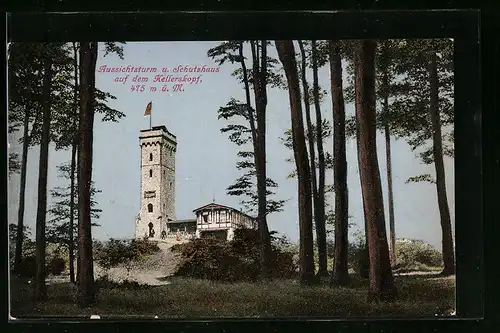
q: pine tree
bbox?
[208,41,285,279]
[46,162,102,282]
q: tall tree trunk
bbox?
[77,42,98,306]
[384,124,396,266]
[252,40,273,280]
[380,42,397,267]
[76,143,81,285]
[276,40,315,285]
[69,42,78,284]
[14,89,42,273]
[240,41,272,279]
[76,132,81,285]
[354,52,370,279]
[297,41,321,277]
[34,46,53,301]
[14,108,30,273]
[428,50,455,276]
[355,40,396,301]
[311,40,328,277]
[69,140,77,283]
[329,40,350,286]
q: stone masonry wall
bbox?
[137,128,177,239]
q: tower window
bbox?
[149,153,153,161]
[170,181,172,188]
[149,169,153,177]
[148,203,153,213]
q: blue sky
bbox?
[7,41,455,249]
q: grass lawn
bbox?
[10,272,455,319]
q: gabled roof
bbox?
[192,203,256,220]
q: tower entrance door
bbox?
[148,222,155,238]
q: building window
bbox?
[148,203,153,213]
[203,215,208,223]
[170,181,172,188]
[149,153,153,161]
[144,191,156,198]
[149,169,153,177]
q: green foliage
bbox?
[395,239,443,269]
[405,174,436,184]
[94,238,161,275]
[9,153,21,176]
[103,42,126,60]
[8,43,63,148]
[207,41,286,89]
[218,98,255,145]
[16,256,37,278]
[218,97,287,215]
[343,39,454,165]
[171,229,297,282]
[348,229,369,278]
[281,122,334,180]
[9,224,35,270]
[95,276,149,291]
[8,42,126,152]
[49,257,66,275]
[46,162,102,249]
[210,40,288,216]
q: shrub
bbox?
[94,237,161,278]
[348,231,369,278]
[172,228,297,282]
[49,257,66,276]
[95,239,138,271]
[17,256,37,278]
[396,239,443,269]
[131,238,161,256]
[9,224,36,272]
[355,246,370,278]
[95,276,148,291]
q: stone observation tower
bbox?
[135,125,177,239]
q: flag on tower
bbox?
[144,101,152,116]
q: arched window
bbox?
[148,203,153,213]
[149,169,153,177]
[149,153,153,161]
